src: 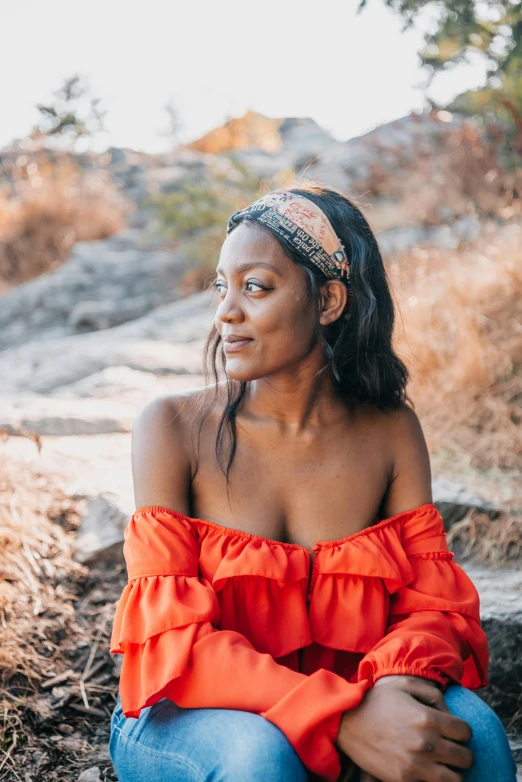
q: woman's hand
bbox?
[335,675,473,782]
[355,676,450,782]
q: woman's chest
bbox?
[191,424,392,549]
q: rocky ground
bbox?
[1,109,521,779]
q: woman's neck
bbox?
[241,365,350,435]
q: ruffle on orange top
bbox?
[110,503,489,781]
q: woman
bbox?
[109,183,516,781]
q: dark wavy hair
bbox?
[198,180,411,493]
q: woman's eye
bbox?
[212,281,226,296]
[245,281,266,293]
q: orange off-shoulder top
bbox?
[110,502,489,781]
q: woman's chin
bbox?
[224,357,265,383]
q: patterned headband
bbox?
[226,190,352,293]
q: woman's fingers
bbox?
[423,766,464,782]
[403,681,470,757]
[436,709,473,745]
[434,737,474,771]
[338,759,360,782]
[402,678,450,712]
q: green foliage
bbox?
[33,74,106,149]
[148,155,293,269]
[151,182,233,238]
[359,1,522,150]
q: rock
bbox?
[312,110,466,178]
[437,206,456,222]
[74,496,129,565]
[50,366,160,398]
[90,745,111,763]
[509,735,522,771]
[68,293,169,331]
[303,110,491,236]
[279,117,336,155]
[466,562,522,626]
[233,148,296,180]
[453,213,481,242]
[463,563,522,731]
[0,398,135,436]
[78,767,101,782]
[0,292,213,396]
[422,224,460,250]
[377,222,465,255]
[0,337,205,397]
[0,231,192,350]
[107,146,128,166]
[433,477,500,529]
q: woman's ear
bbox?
[318,280,348,326]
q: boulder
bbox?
[0,230,192,350]
[0,292,213,396]
[463,562,522,732]
[0,398,135,436]
[50,366,160,398]
[279,117,337,155]
[67,293,168,331]
[73,496,129,565]
[433,476,500,529]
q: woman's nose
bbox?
[216,289,245,324]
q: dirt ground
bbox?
[0,450,123,781]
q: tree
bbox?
[158,95,185,148]
[32,74,107,151]
[359,0,522,151]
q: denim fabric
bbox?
[109,684,517,781]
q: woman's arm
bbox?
[359,406,488,691]
[335,406,487,780]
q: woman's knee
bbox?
[214,711,308,782]
[109,698,308,782]
[443,684,507,744]
[443,684,517,781]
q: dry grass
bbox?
[391,224,522,480]
[0,152,131,285]
[0,456,84,686]
[447,508,522,566]
[387,222,522,562]
[0,447,122,781]
[356,115,522,230]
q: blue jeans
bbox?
[109,685,517,781]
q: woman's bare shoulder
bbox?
[134,382,228,432]
[381,401,427,443]
[379,401,433,515]
[350,398,419,433]
[350,400,431,516]
[130,382,227,512]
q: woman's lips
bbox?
[223,338,254,353]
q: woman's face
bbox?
[213,222,336,382]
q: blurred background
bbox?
[1,1,521,780]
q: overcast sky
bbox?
[1,0,487,153]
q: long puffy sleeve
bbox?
[357,504,489,690]
[110,507,371,781]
